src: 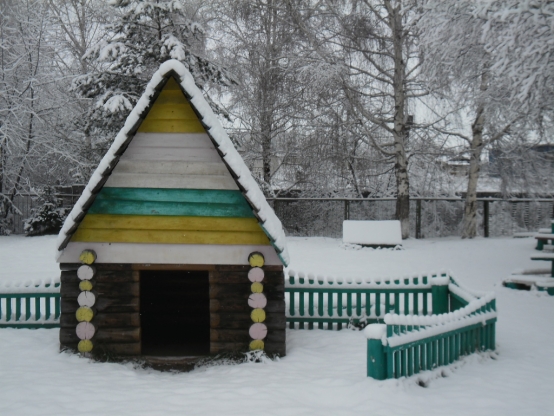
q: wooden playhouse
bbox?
[56,60,289,360]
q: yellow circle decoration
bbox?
[78,339,94,353]
[248,252,265,268]
[251,282,264,293]
[79,280,93,291]
[249,340,265,351]
[79,250,97,265]
[251,308,266,323]
[76,307,94,322]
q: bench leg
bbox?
[537,240,544,250]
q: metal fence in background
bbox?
[3,192,82,234]
[3,192,554,238]
[269,197,554,238]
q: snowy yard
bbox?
[1,235,553,415]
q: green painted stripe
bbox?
[88,187,255,217]
[96,187,248,204]
[88,200,255,217]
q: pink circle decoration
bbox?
[77,265,95,281]
[249,323,268,340]
[248,267,264,282]
[248,293,267,309]
[77,291,96,307]
[76,322,96,340]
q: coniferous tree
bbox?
[74,0,235,160]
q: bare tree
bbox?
[290,0,429,238]
[419,0,540,238]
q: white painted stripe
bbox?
[58,242,283,265]
[119,146,222,162]
[129,133,214,148]
[104,172,239,189]
[113,160,230,176]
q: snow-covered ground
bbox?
[1,235,553,415]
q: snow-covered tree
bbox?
[291,0,433,238]
[0,0,73,229]
[74,0,236,163]
[419,0,535,238]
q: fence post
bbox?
[416,199,422,239]
[365,324,387,379]
[344,199,350,221]
[483,200,490,238]
[431,278,449,314]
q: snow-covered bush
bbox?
[24,191,70,236]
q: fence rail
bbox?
[0,281,61,328]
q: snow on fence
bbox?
[365,278,496,379]
[0,279,61,328]
[285,270,450,329]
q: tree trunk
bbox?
[462,68,488,239]
[389,1,410,239]
[461,106,485,238]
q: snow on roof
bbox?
[56,60,289,265]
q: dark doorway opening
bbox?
[140,270,210,356]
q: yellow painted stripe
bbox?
[79,214,263,232]
[146,104,198,120]
[138,119,205,133]
[137,77,204,132]
[71,228,271,245]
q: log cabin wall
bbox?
[59,263,286,358]
[210,265,286,356]
[59,264,141,356]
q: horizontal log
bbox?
[209,272,284,285]
[61,282,139,298]
[264,342,286,357]
[96,328,141,343]
[210,341,249,354]
[61,269,137,283]
[95,312,140,328]
[210,313,286,330]
[62,296,140,314]
[93,342,141,356]
[60,312,140,328]
[209,299,285,313]
[215,265,283,273]
[265,329,286,343]
[96,297,140,313]
[61,263,134,272]
[60,328,140,344]
[209,283,284,299]
[61,298,79,314]
[210,329,250,343]
[59,243,283,266]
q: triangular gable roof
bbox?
[56,60,289,266]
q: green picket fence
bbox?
[285,271,450,329]
[366,278,497,379]
[0,281,61,328]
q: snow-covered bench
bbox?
[343,220,402,247]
